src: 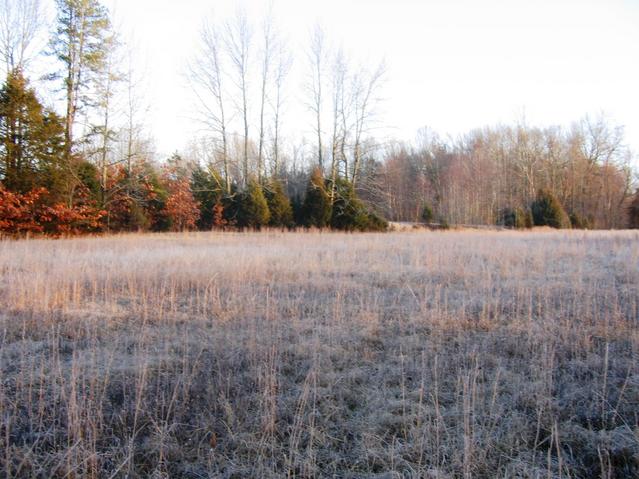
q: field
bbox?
[0,230,638,478]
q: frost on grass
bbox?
[0,230,638,478]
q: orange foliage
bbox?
[212,202,227,228]
[0,184,105,236]
[0,185,46,234]
[163,172,200,232]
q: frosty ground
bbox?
[1,230,638,478]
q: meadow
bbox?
[0,230,637,478]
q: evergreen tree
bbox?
[531,189,570,229]
[236,179,270,229]
[50,0,111,157]
[191,164,225,229]
[498,207,529,229]
[264,178,293,228]
[301,167,331,228]
[0,70,66,195]
[421,203,434,223]
[330,178,388,231]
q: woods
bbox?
[0,0,637,236]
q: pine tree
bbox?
[236,179,270,229]
[264,178,293,228]
[0,70,66,195]
[301,167,331,228]
[330,178,388,231]
[531,189,570,229]
[50,0,111,158]
[191,164,225,229]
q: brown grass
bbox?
[0,230,638,478]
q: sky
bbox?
[43,0,639,159]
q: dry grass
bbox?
[0,230,638,478]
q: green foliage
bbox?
[236,179,270,229]
[421,203,434,223]
[330,179,388,232]
[191,165,225,230]
[302,168,331,228]
[569,211,593,230]
[74,159,101,198]
[499,207,530,229]
[531,189,570,229]
[264,179,293,228]
[0,70,66,195]
[291,194,304,226]
[524,209,534,228]
[144,165,170,232]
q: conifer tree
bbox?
[237,178,270,229]
[301,167,331,228]
[531,189,570,229]
[264,178,293,228]
[191,164,225,230]
[50,0,111,157]
[0,70,66,195]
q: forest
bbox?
[1,0,638,235]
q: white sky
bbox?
[46,0,639,159]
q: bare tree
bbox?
[0,0,42,74]
[329,47,348,200]
[256,10,275,183]
[350,61,385,188]
[94,29,122,205]
[224,8,252,186]
[270,36,292,177]
[190,19,232,194]
[307,23,325,169]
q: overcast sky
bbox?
[58,0,639,159]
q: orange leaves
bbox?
[163,168,200,232]
[0,185,46,234]
[0,184,105,237]
[165,177,200,231]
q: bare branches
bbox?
[0,0,42,73]
[224,8,252,186]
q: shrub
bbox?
[421,203,434,223]
[569,211,593,229]
[330,179,387,232]
[301,168,331,228]
[264,179,293,228]
[531,189,570,228]
[499,207,529,229]
[191,166,225,230]
[236,179,270,229]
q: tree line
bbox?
[0,0,637,236]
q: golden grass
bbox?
[1,230,638,478]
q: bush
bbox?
[330,179,388,232]
[569,211,593,229]
[264,179,293,228]
[421,203,434,223]
[191,166,225,230]
[236,179,270,229]
[531,189,570,228]
[301,168,331,228]
[499,207,529,229]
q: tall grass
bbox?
[0,230,637,478]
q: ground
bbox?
[0,230,638,478]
